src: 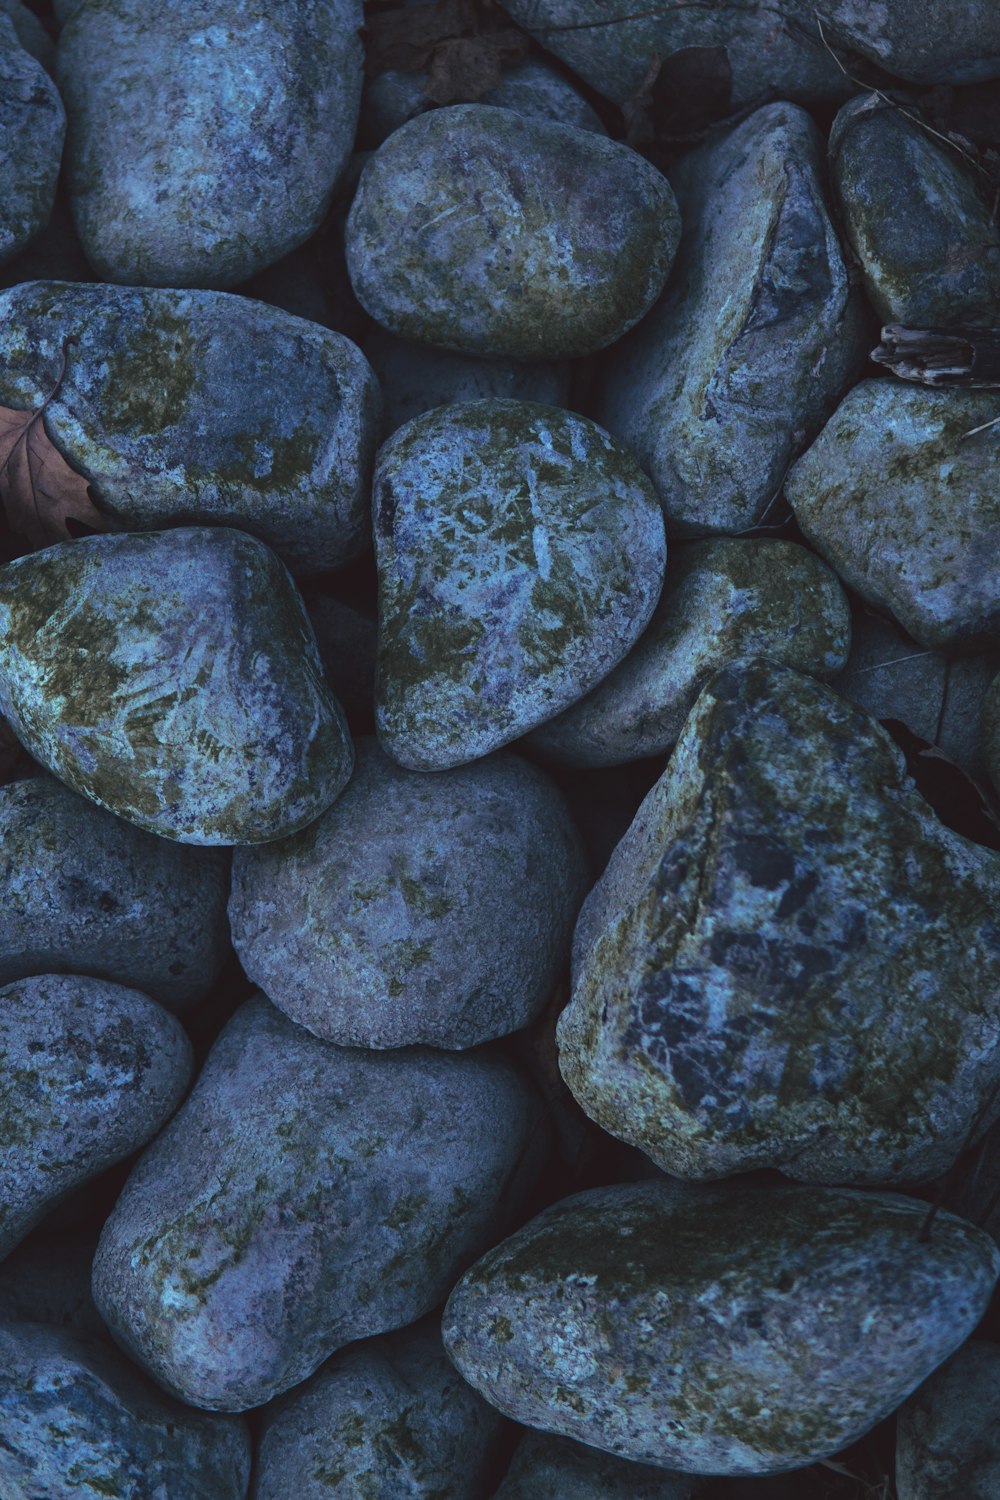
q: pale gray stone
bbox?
[896,1342,1000,1500]
[92,993,545,1410]
[0,17,64,268]
[493,1429,701,1498]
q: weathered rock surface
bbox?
[0,775,230,1011]
[443,1179,1000,1474]
[0,280,380,576]
[599,102,865,535]
[346,105,679,358]
[786,382,1000,651]
[374,400,666,769]
[0,1322,251,1500]
[562,658,1000,1184]
[528,539,850,768]
[0,528,353,844]
[229,739,587,1048]
[493,1429,701,1497]
[92,993,545,1410]
[253,1318,504,1499]
[0,17,64,268]
[830,94,1000,327]
[57,0,363,287]
[896,1341,1000,1499]
[0,974,192,1260]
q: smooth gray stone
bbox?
[92,993,545,1411]
[493,1429,701,1497]
[57,0,363,287]
[527,539,851,768]
[374,400,666,770]
[0,1322,251,1500]
[896,1342,1000,1499]
[302,592,377,727]
[830,94,1000,327]
[444,1180,999,1475]
[346,105,679,359]
[0,973,192,1260]
[599,102,865,536]
[253,1318,504,1499]
[0,17,64,268]
[0,528,354,845]
[0,1236,105,1342]
[0,775,230,1011]
[562,658,1000,1184]
[363,325,571,439]
[786,382,1000,652]
[229,739,587,1048]
[0,280,380,577]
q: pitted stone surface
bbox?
[0,17,64,268]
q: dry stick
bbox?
[518,1,745,34]
[919,1068,1000,1242]
[933,658,952,747]
[855,651,933,675]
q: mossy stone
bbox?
[442,1179,1000,1475]
[374,400,666,770]
[92,993,545,1411]
[896,1341,1000,1499]
[561,658,1000,1185]
[0,1322,251,1500]
[599,102,866,536]
[528,539,850,768]
[346,105,679,359]
[0,17,64,268]
[0,973,192,1259]
[57,0,363,288]
[0,527,353,845]
[229,739,588,1048]
[0,280,380,576]
[786,381,1000,651]
[493,1429,701,1498]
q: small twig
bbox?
[856,651,933,675]
[962,413,1000,440]
[934,657,952,746]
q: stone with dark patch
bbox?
[0,17,64,268]
[896,1341,1000,1499]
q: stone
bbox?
[0,17,64,268]
[0,280,381,577]
[346,105,680,359]
[0,527,354,845]
[830,94,1000,327]
[896,1341,1000,1499]
[561,658,1000,1185]
[1,1,54,71]
[598,102,866,536]
[528,539,851,768]
[302,591,377,729]
[254,1317,504,1499]
[92,993,545,1411]
[493,1429,701,1498]
[442,1178,1000,1475]
[985,671,1000,796]
[0,191,92,292]
[363,325,571,439]
[229,739,588,1048]
[786,381,1000,652]
[818,0,1000,85]
[57,0,363,288]
[0,774,230,1011]
[374,400,666,770]
[0,1322,251,1500]
[0,973,192,1260]
[0,1235,105,1341]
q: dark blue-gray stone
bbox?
[0,17,64,268]
[896,1341,1000,1499]
[493,1430,701,1497]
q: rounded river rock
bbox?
[0,16,64,268]
[896,1340,1000,1500]
[443,1179,1000,1475]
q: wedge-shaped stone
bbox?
[561,659,1000,1184]
[0,528,353,844]
[443,1180,1000,1474]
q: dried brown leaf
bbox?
[623,44,732,146]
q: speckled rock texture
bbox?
[253,1317,504,1499]
[492,1429,702,1497]
[562,658,1000,1184]
[0,775,230,1011]
[229,739,587,1048]
[0,973,192,1260]
[443,1179,1000,1475]
[528,540,850,768]
[374,400,666,769]
[786,382,1000,651]
[346,105,680,358]
[830,94,1000,327]
[0,1322,251,1500]
[363,325,570,439]
[598,102,865,536]
[92,993,545,1411]
[302,592,377,729]
[896,1341,1000,1499]
[0,17,64,268]
[985,672,1000,796]
[0,527,354,845]
[57,0,363,288]
[0,280,380,576]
